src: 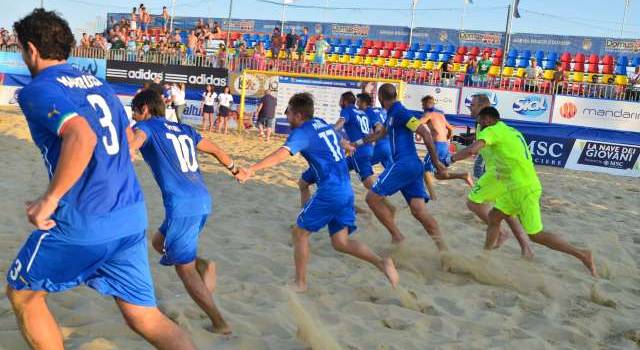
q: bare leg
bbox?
[485,208,507,250]
[504,216,534,259]
[298,178,312,208]
[363,176,395,217]
[435,171,474,186]
[7,288,64,350]
[529,232,597,277]
[292,226,311,292]
[116,299,197,350]
[258,124,265,138]
[266,127,272,142]
[467,201,511,248]
[175,262,231,334]
[365,190,405,244]
[467,201,533,257]
[223,118,229,134]
[408,198,448,251]
[330,230,399,288]
[423,172,437,201]
[196,257,217,293]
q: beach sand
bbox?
[0,107,639,349]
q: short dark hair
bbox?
[378,83,397,102]
[421,95,434,103]
[356,93,372,106]
[472,94,491,106]
[340,91,356,105]
[14,9,75,60]
[288,93,314,120]
[132,89,166,117]
[478,106,500,121]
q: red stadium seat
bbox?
[456,46,467,56]
[380,49,391,58]
[469,46,480,57]
[602,54,614,66]
[373,40,383,49]
[358,47,369,56]
[396,42,408,51]
[495,48,504,58]
[492,56,502,65]
[588,54,599,64]
[369,48,380,57]
[587,54,600,73]
[392,50,403,59]
[602,64,614,74]
[364,39,374,48]
[454,54,464,64]
[560,52,572,63]
[383,41,395,50]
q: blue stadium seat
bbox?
[535,50,545,63]
[405,50,416,60]
[242,33,251,42]
[439,53,452,62]
[248,40,257,48]
[261,34,270,41]
[507,48,518,59]
[445,44,455,55]
[342,38,352,47]
[350,45,360,54]
[354,38,363,47]
[516,50,531,68]
[251,34,260,41]
[433,44,443,54]
[506,57,517,67]
[417,51,427,61]
[410,42,420,52]
[337,46,346,55]
[542,52,558,70]
[419,43,431,54]
[615,56,629,75]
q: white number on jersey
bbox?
[319,129,343,162]
[166,133,198,172]
[356,114,370,134]
[87,94,120,155]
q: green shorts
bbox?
[468,172,503,204]
[495,186,543,235]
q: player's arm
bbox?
[196,138,239,175]
[255,101,263,115]
[236,147,290,182]
[27,117,97,230]
[419,112,431,124]
[451,140,485,163]
[333,117,345,132]
[414,123,443,171]
[445,122,454,140]
[129,129,148,152]
[361,123,387,145]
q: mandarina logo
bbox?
[559,102,577,119]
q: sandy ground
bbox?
[0,106,639,350]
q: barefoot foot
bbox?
[464,173,474,187]
[382,257,399,288]
[580,250,598,277]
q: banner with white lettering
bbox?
[459,87,552,123]
[523,134,575,168]
[106,60,228,90]
[551,95,640,133]
[404,84,460,115]
[565,139,640,177]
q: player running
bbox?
[6,9,195,350]
[356,93,393,169]
[359,84,448,250]
[420,95,473,201]
[129,90,234,334]
[236,93,399,292]
[451,107,596,276]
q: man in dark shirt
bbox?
[285,28,297,60]
[255,89,277,141]
[297,27,309,61]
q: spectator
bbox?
[217,43,227,68]
[140,5,150,34]
[285,28,297,60]
[161,6,170,33]
[271,27,283,59]
[465,56,478,86]
[297,27,309,61]
[314,33,329,65]
[477,52,492,84]
[629,66,640,100]
[253,41,267,70]
[213,22,221,35]
[201,84,217,132]
[80,33,91,48]
[217,86,233,134]
[255,88,277,141]
[187,30,197,56]
[171,82,187,123]
[525,57,543,91]
[130,7,138,31]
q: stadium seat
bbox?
[369,48,380,57]
[602,54,614,66]
[425,61,435,70]
[342,38,352,47]
[587,54,600,73]
[502,66,514,77]
[427,52,439,61]
[492,57,502,66]
[397,42,409,51]
[392,50,404,59]
[507,48,518,60]
[453,54,464,64]
[416,51,427,61]
[494,48,503,58]
[420,43,431,54]
[615,56,629,75]
[374,57,386,66]
[543,52,558,70]
[352,55,363,65]
[469,46,480,57]
[456,46,467,56]
[354,38,364,47]
[488,65,500,77]
[410,42,421,52]
[632,56,640,67]
[373,40,384,49]
[405,50,416,60]
[445,44,455,55]
[250,34,260,41]
[242,33,251,42]
[327,54,338,63]
[516,67,526,78]
[386,58,399,67]
[400,59,411,68]
[339,54,351,64]
[363,39,373,48]
[411,59,423,69]
[380,49,391,58]
[506,57,517,67]
[358,47,369,56]
[350,45,360,54]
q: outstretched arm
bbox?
[237,147,291,182]
[197,138,233,168]
[451,140,486,163]
[333,117,345,132]
[361,123,387,145]
[129,129,148,152]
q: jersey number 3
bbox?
[87,94,119,155]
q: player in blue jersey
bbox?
[356,93,393,169]
[236,93,399,292]
[358,84,448,250]
[6,9,195,350]
[129,90,235,334]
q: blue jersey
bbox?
[18,63,146,244]
[365,107,391,154]
[339,105,373,157]
[385,101,420,162]
[284,118,352,195]
[134,118,211,218]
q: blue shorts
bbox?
[347,154,374,182]
[7,230,156,306]
[424,141,451,172]
[372,157,429,204]
[141,23,148,31]
[301,167,317,185]
[371,149,393,169]
[158,214,208,266]
[297,191,357,236]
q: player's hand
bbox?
[26,194,59,230]
[435,161,448,176]
[235,168,252,183]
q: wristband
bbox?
[225,161,235,170]
[354,139,364,146]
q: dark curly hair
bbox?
[14,8,75,60]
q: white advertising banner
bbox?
[404,84,460,115]
[458,87,552,123]
[0,85,20,106]
[551,95,640,133]
[565,139,640,177]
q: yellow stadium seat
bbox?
[601,74,613,84]
[400,59,411,68]
[266,50,273,58]
[411,60,423,69]
[488,65,500,77]
[352,55,363,65]
[386,58,398,67]
[572,71,584,82]
[516,68,526,78]
[502,66,514,77]
[374,57,386,66]
[459,64,468,73]
[583,73,593,83]
[328,54,338,63]
[543,69,555,80]
[425,61,435,70]
[339,54,350,64]
[453,63,461,72]
[615,74,628,85]
[364,56,374,65]
[278,50,286,59]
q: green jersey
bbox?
[478,59,492,76]
[477,121,541,190]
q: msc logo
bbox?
[559,102,577,119]
[513,96,547,117]
[464,93,498,109]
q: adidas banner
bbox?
[106,60,228,90]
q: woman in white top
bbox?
[200,84,217,131]
[172,83,187,123]
[216,86,233,134]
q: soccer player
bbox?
[356,93,393,169]
[334,91,395,213]
[361,84,448,250]
[6,9,195,350]
[465,95,533,258]
[420,95,473,201]
[236,93,399,292]
[451,107,596,276]
[129,90,234,334]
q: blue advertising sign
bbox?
[0,52,106,79]
[524,134,575,168]
[577,141,640,170]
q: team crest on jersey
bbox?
[47,106,61,119]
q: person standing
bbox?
[201,84,217,132]
[172,83,186,124]
[477,52,493,86]
[255,88,277,141]
[285,28,297,60]
[314,33,329,65]
[161,6,170,33]
[7,9,196,349]
[271,27,283,60]
[297,27,309,61]
[217,86,233,134]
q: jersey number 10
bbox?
[166,133,198,172]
